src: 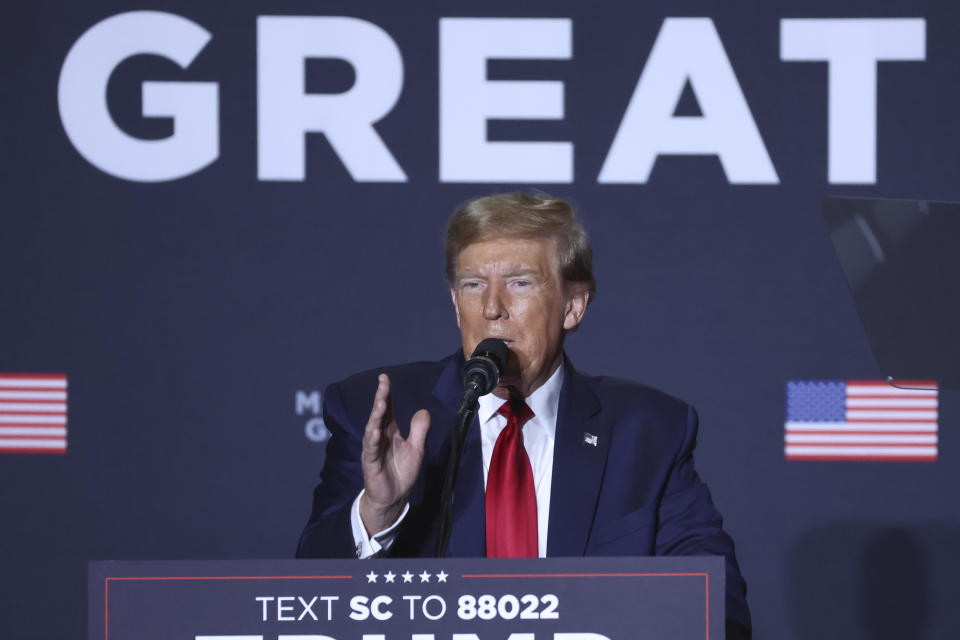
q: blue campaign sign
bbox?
[89,557,724,640]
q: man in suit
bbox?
[297,193,751,638]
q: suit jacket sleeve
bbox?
[656,405,751,640]
[296,381,364,559]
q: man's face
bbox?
[450,236,589,399]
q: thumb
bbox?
[407,409,431,451]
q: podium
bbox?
[90,557,724,640]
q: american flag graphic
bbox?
[0,374,68,454]
[785,380,938,461]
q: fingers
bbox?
[363,374,392,449]
[407,409,431,451]
[363,373,428,458]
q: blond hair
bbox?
[445,193,596,302]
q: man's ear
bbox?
[562,286,590,331]
[449,287,461,329]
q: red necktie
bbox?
[485,400,538,558]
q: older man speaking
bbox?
[297,193,751,639]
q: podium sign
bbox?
[89,557,724,640]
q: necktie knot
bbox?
[497,400,534,428]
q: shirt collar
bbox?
[477,357,564,438]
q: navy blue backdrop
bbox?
[2,1,958,638]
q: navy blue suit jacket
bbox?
[297,351,751,638]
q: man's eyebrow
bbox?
[455,269,485,280]
[456,266,541,279]
[502,267,541,278]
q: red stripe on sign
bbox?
[106,575,353,581]
[0,397,66,403]
[0,374,67,380]
[0,448,66,454]
[1,434,67,440]
[462,572,708,578]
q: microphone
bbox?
[459,338,510,413]
[436,338,509,557]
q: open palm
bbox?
[359,374,431,535]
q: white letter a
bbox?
[599,18,778,184]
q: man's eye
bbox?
[462,281,481,289]
[513,280,530,287]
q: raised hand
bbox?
[358,373,431,536]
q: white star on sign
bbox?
[402,571,414,583]
[366,571,378,583]
[419,571,431,583]
[384,571,396,583]
[436,570,448,583]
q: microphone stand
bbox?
[434,386,482,557]
[433,338,507,558]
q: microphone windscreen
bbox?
[471,338,510,375]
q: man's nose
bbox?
[481,284,507,320]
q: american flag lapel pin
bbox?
[583,432,598,447]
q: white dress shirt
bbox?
[350,361,564,558]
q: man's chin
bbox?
[491,374,523,399]
[490,385,513,400]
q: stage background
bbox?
[2,1,958,638]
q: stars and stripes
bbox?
[785,380,938,461]
[0,374,67,454]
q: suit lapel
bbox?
[547,358,608,556]
[426,353,485,557]
[422,353,608,557]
